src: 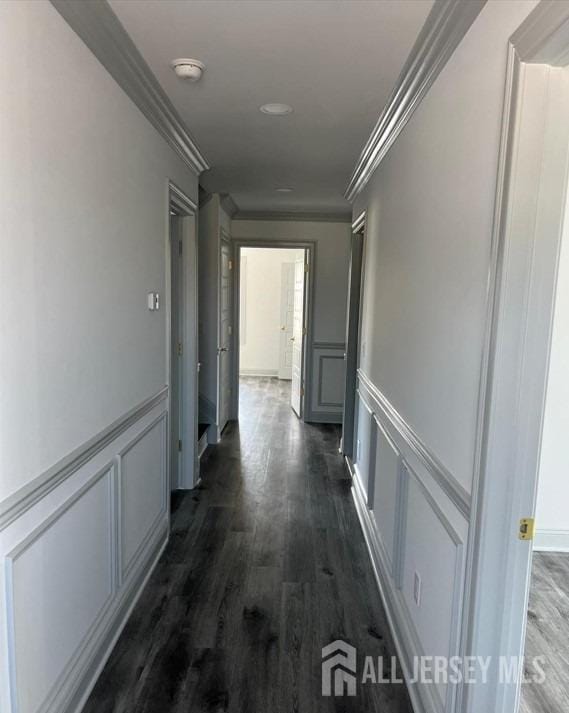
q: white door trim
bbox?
[230,239,316,422]
[462,4,569,713]
[166,181,199,491]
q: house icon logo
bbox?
[321,640,357,696]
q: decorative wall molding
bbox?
[312,341,346,350]
[345,0,486,201]
[233,211,352,224]
[1,397,169,713]
[50,0,209,176]
[357,370,471,518]
[350,435,466,713]
[0,387,168,531]
[317,354,344,408]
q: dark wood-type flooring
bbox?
[82,376,412,712]
[521,552,569,713]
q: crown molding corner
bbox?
[345,0,486,202]
[50,0,209,176]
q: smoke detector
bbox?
[171,58,205,82]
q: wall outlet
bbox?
[414,572,422,607]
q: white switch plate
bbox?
[414,572,422,606]
[147,292,160,311]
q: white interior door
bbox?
[218,238,232,433]
[278,262,295,380]
[170,209,199,490]
[290,252,306,417]
[170,216,182,491]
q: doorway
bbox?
[168,182,199,492]
[233,244,311,419]
[463,7,569,713]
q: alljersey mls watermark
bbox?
[321,641,547,696]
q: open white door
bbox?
[218,236,233,434]
[278,262,295,380]
[290,252,306,417]
[169,189,199,491]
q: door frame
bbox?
[216,228,233,437]
[341,211,365,457]
[461,5,569,713]
[166,180,199,491]
[230,239,316,422]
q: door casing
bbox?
[461,5,569,713]
[167,181,199,491]
[341,212,365,457]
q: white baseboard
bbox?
[197,431,208,459]
[534,529,569,552]
[239,368,279,377]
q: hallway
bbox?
[82,377,411,712]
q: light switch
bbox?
[147,292,160,311]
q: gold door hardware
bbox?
[519,518,535,541]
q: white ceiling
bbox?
[110,0,433,215]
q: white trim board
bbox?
[50,0,209,176]
[345,0,486,201]
[239,369,280,377]
[533,530,569,552]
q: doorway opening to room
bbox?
[233,245,310,419]
[463,11,569,713]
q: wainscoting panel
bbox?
[6,467,114,713]
[350,370,469,713]
[372,422,401,576]
[0,390,169,713]
[119,414,167,582]
[306,342,345,423]
[353,389,373,500]
[401,471,464,711]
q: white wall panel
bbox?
[401,474,463,710]
[6,468,114,713]
[372,425,400,573]
[120,415,167,580]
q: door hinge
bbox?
[178,240,183,255]
[302,326,307,336]
[300,387,305,397]
[304,263,309,273]
[177,342,183,356]
[228,259,233,270]
[519,517,535,541]
[178,439,182,452]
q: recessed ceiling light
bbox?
[171,58,205,82]
[260,103,293,116]
[275,187,293,193]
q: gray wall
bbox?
[0,0,198,502]
[0,3,198,712]
[350,2,538,713]
[231,219,351,421]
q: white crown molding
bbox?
[233,210,352,223]
[50,0,209,176]
[345,0,486,202]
